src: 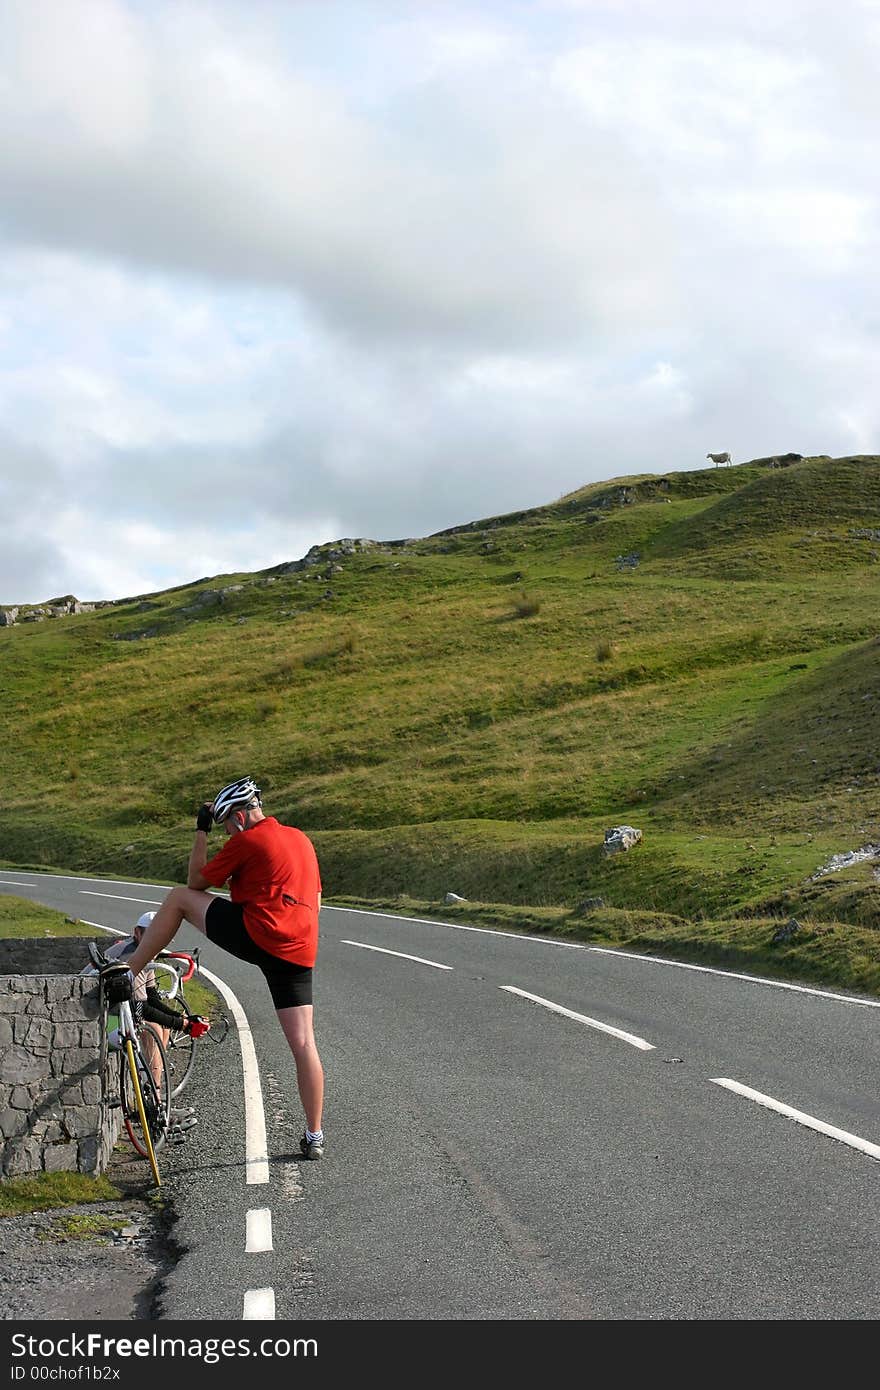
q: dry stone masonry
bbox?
[0,940,119,1177]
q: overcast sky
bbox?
[2,0,878,603]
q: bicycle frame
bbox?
[87,942,169,1187]
[117,994,163,1186]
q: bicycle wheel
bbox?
[120,1025,171,1161]
[166,1018,197,1098]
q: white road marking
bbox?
[10,871,873,1012]
[80,891,164,905]
[198,962,270,1185]
[712,1078,880,1161]
[246,1208,273,1253]
[0,871,174,890]
[81,919,271,1185]
[243,1288,275,1320]
[500,986,655,1050]
[588,946,880,1009]
[327,907,880,1011]
[325,903,586,949]
[0,881,40,888]
[341,939,453,970]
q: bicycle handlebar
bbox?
[163,951,197,982]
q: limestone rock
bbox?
[603,826,642,855]
[772,918,801,944]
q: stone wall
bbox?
[0,939,120,1177]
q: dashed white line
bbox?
[0,881,40,888]
[341,939,453,970]
[500,986,655,1050]
[243,1288,276,1320]
[246,1208,273,1253]
[711,1078,880,1162]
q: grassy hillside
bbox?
[1,453,878,986]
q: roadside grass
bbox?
[0,896,86,936]
[0,1173,122,1217]
[328,895,880,996]
[35,1211,122,1242]
[0,453,877,971]
[0,896,220,1017]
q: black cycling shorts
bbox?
[204,898,314,1008]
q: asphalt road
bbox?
[3,869,879,1322]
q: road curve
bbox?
[2,870,879,1320]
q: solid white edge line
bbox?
[198,962,270,1185]
[341,939,453,970]
[0,871,176,890]
[500,985,655,1050]
[243,1288,276,1320]
[15,870,875,1010]
[81,920,270,1185]
[588,946,880,1009]
[325,903,586,949]
[246,1208,273,1254]
[80,891,164,905]
[711,1078,880,1161]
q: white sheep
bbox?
[706,451,732,466]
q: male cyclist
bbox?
[122,777,326,1160]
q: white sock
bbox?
[306,1128,323,1144]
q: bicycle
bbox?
[87,942,170,1187]
[151,949,200,1099]
[151,947,229,1098]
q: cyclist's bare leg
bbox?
[276,1005,324,1135]
[141,1026,169,1088]
[127,887,215,976]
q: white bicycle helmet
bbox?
[212,776,262,825]
[135,911,156,931]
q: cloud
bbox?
[0,0,878,600]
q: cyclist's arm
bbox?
[143,986,186,1031]
[187,830,211,890]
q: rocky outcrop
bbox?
[811,844,880,879]
[271,538,384,576]
[0,598,97,629]
[771,918,801,943]
[603,826,643,855]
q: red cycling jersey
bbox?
[201,816,322,966]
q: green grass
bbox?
[330,894,880,995]
[35,1211,122,1242]
[0,897,220,1016]
[0,1173,122,1216]
[0,897,97,937]
[0,452,878,992]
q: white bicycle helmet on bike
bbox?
[212,775,262,825]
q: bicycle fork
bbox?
[124,1038,162,1187]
